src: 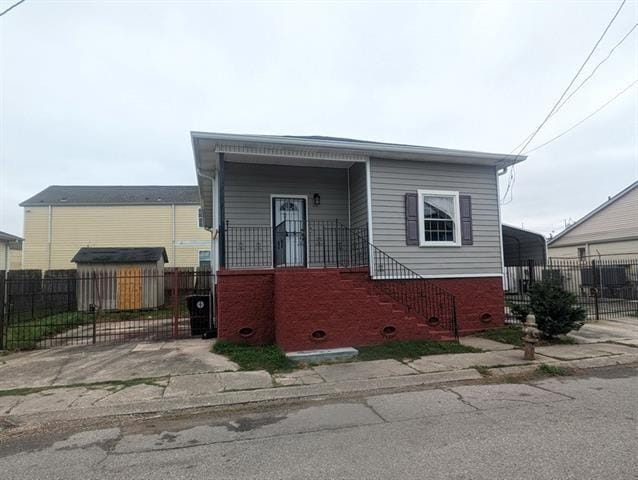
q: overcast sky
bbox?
[1,0,637,238]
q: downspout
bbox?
[197,168,217,331]
[47,205,52,270]
[496,167,508,288]
[171,204,176,266]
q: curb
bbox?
[2,354,637,429]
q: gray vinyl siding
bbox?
[348,163,367,229]
[224,162,349,226]
[369,158,502,277]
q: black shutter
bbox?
[405,193,419,245]
[459,195,473,245]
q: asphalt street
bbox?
[1,366,636,479]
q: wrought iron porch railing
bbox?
[224,220,368,269]
[223,220,458,338]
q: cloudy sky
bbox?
[1,0,636,238]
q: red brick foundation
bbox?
[216,269,504,352]
[216,270,275,345]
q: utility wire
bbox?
[501,0,628,203]
[0,0,26,17]
[523,78,638,154]
[508,21,638,154]
[553,22,638,116]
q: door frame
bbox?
[270,194,309,268]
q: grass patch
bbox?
[537,364,571,377]
[477,326,576,347]
[473,365,492,376]
[212,341,296,373]
[212,339,480,372]
[0,376,166,397]
[477,325,524,346]
[4,312,92,350]
[356,340,480,362]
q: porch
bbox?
[218,159,370,271]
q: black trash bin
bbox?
[186,294,210,336]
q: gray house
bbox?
[192,132,526,351]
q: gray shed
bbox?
[72,247,168,311]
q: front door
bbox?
[273,197,306,267]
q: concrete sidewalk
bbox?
[1,337,637,429]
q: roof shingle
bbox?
[20,186,200,206]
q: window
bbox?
[197,208,204,228]
[577,247,586,261]
[417,189,461,247]
[198,250,211,268]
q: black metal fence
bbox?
[0,268,212,350]
[224,220,369,269]
[504,257,638,322]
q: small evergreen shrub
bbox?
[528,281,586,338]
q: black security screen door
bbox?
[272,197,307,267]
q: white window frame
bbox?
[197,207,204,228]
[417,189,461,247]
[198,249,211,268]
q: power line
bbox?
[523,78,638,155]
[501,0,628,204]
[0,0,26,17]
[508,21,638,154]
[553,22,638,116]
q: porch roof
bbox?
[192,132,527,229]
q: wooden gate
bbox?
[116,267,142,310]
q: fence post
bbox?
[0,270,6,350]
[527,258,536,284]
[335,219,339,268]
[92,272,97,344]
[172,269,179,338]
[592,259,600,320]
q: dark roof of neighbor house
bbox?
[547,180,638,245]
[71,247,168,264]
[20,186,200,207]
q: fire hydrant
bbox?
[522,313,540,360]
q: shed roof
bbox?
[21,186,200,207]
[72,247,168,264]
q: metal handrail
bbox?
[341,221,458,338]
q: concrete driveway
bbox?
[568,316,638,346]
[0,339,238,390]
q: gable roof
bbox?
[548,180,638,245]
[20,186,200,207]
[72,247,168,264]
[192,132,527,170]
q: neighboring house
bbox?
[548,180,638,259]
[20,186,211,270]
[0,230,23,271]
[193,132,526,351]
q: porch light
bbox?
[313,193,321,206]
